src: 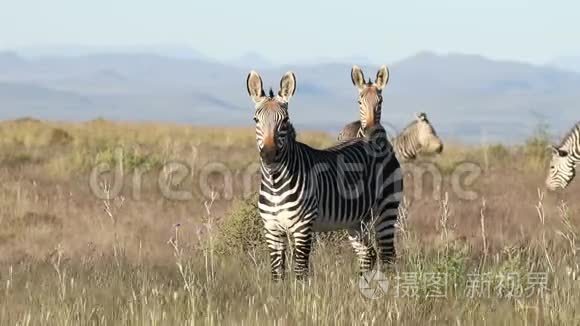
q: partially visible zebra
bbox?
[336,65,389,140]
[348,65,390,135]
[546,122,580,190]
[337,120,367,141]
[339,113,444,162]
[247,70,403,280]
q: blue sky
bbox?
[0,0,578,64]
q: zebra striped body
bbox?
[248,71,403,280]
[337,120,366,141]
[338,113,443,162]
[546,122,580,190]
[260,126,402,280]
[392,113,443,162]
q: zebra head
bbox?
[414,113,444,154]
[546,145,575,190]
[351,65,390,130]
[246,70,296,164]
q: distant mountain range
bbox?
[550,56,580,73]
[0,49,578,143]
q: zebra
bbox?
[393,113,443,162]
[247,70,403,280]
[337,65,393,143]
[337,120,368,141]
[546,122,580,190]
[336,65,390,141]
[338,113,444,162]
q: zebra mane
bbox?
[400,115,436,136]
[337,120,363,142]
[399,119,420,136]
[416,112,428,121]
[287,122,297,141]
[395,119,429,148]
[559,121,580,149]
[268,88,275,98]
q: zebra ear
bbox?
[247,71,265,104]
[375,65,390,90]
[279,71,296,102]
[351,65,366,91]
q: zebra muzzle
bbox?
[260,147,278,162]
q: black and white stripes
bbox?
[546,122,580,190]
[338,113,443,162]
[392,113,443,162]
[248,71,403,280]
[351,65,389,131]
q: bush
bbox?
[93,146,163,171]
[485,144,510,161]
[522,122,551,171]
[48,128,73,146]
[214,194,265,255]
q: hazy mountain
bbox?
[230,52,273,69]
[292,55,374,66]
[0,50,578,143]
[550,56,580,73]
[391,52,580,95]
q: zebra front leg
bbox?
[291,222,313,280]
[348,228,377,274]
[265,228,287,281]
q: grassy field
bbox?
[0,118,579,325]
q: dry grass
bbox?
[0,118,579,325]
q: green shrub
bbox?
[48,128,73,146]
[214,194,265,255]
[485,144,510,161]
[522,122,551,171]
[93,146,163,171]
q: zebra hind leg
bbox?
[373,206,399,267]
[372,166,403,268]
[347,228,377,274]
[265,228,287,281]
